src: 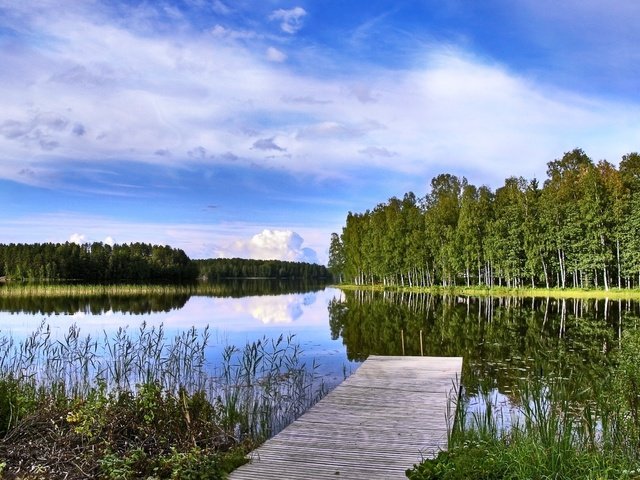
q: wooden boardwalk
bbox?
[229,355,463,480]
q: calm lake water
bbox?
[2,283,638,410]
[0,282,359,389]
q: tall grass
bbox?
[408,336,640,479]
[217,334,325,440]
[0,283,230,298]
[337,283,640,300]
[0,322,322,441]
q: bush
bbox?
[0,382,247,479]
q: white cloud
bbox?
[0,3,638,191]
[211,0,232,15]
[69,233,114,246]
[266,46,287,63]
[221,229,319,263]
[269,6,307,34]
[245,295,305,324]
[359,146,398,158]
[69,233,86,244]
[211,24,258,41]
[0,213,331,264]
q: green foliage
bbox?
[0,376,39,435]
[0,322,321,478]
[407,330,640,480]
[407,435,640,480]
[336,148,640,290]
[99,446,246,480]
[612,330,640,448]
[194,257,329,280]
[0,241,198,283]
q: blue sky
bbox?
[1,0,639,264]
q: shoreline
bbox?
[333,283,640,300]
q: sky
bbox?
[1,0,639,264]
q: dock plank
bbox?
[229,355,462,480]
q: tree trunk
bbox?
[541,256,549,289]
[558,248,566,288]
[616,238,621,289]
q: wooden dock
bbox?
[229,355,463,480]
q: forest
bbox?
[0,243,330,284]
[0,242,198,283]
[195,258,330,280]
[329,149,640,290]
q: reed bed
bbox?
[408,332,640,479]
[337,283,640,300]
[0,282,231,298]
[0,322,323,479]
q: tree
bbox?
[424,174,465,286]
[619,153,640,286]
[328,233,345,282]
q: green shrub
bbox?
[0,376,38,435]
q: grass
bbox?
[406,330,640,479]
[0,322,323,479]
[336,283,640,300]
[0,283,231,298]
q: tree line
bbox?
[329,149,640,290]
[195,258,330,280]
[0,242,198,283]
[0,243,330,284]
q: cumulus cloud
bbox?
[269,7,307,34]
[69,233,87,244]
[0,211,333,264]
[246,295,305,324]
[69,233,115,246]
[222,229,319,264]
[266,46,287,63]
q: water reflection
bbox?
[4,283,636,407]
[328,290,640,402]
[0,285,357,389]
[203,279,329,297]
[0,294,190,315]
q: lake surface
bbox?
[2,283,638,412]
[330,290,640,419]
[0,282,360,390]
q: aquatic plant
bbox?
[0,322,323,479]
[407,332,640,479]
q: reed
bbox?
[408,337,640,479]
[0,322,321,433]
[336,283,640,300]
[0,283,232,298]
[216,334,324,440]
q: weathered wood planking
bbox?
[229,355,463,480]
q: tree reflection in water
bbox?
[328,291,640,406]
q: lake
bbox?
[0,281,359,391]
[1,283,637,417]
